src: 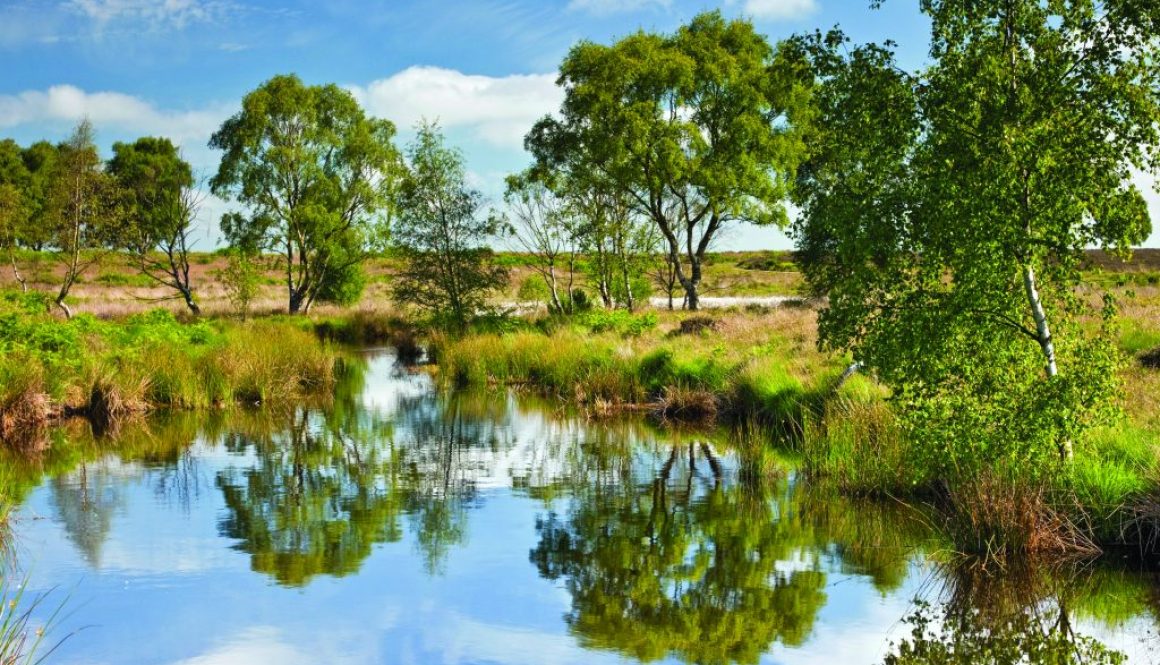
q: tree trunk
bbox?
[289,288,305,315]
[621,261,635,312]
[679,276,699,311]
[1022,263,1070,459]
[9,251,27,293]
[598,279,613,309]
[1022,265,1057,377]
[56,298,72,319]
[182,290,201,316]
[546,266,563,314]
[833,361,863,393]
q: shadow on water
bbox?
[2,349,1158,663]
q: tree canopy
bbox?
[391,122,509,330]
[527,11,808,310]
[790,1,1160,467]
[209,74,401,314]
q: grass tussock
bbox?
[653,385,719,423]
[0,292,340,448]
[0,364,51,452]
[933,475,1100,560]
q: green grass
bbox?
[432,310,1160,555]
[93,271,155,288]
[0,290,340,448]
[1119,318,1160,356]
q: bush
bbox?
[578,310,657,337]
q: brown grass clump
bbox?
[0,365,51,452]
[936,474,1100,561]
[653,385,719,423]
[669,316,719,337]
[0,389,51,452]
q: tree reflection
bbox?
[216,406,408,586]
[886,556,1160,664]
[884,599,1126,665]
[214,381,518,584]
[530,443,828,665]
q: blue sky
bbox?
[0,0,1156,249]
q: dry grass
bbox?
[0,367,51,453]
[652,385,720,423]
[935,474,1101,560]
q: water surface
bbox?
[7,350,1160,664]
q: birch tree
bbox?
[47,120,121,318]
[0,141,31,291]
[504,174,580,314]
[791,1,1159,466]
[392,123,509,331]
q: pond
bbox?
[4,350,1159,664]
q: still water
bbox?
[6,350,1160,664]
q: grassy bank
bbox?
[431,306,1160,557]
[0,291,340,448]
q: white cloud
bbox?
[566,0,671,15]
[172,627,316,665]
[66,0,233,29]
[742,0,818,20]
[0,84,228,144]
[349,66,562,149]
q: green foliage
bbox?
[392,123,509,331]
[313,256,367,306]
[528,11,809,308]
[791,2,1160,475]
[516,274,551,304]
[216,250,262,319]
[210,74,400,314]
[107,137,192,250]
[577,310,657,337]
[884,601,1125,665]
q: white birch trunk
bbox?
[1022,264,1057,378]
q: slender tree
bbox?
[0,141,31,291]
[209,74,400,314]
[527,11,807,309]
[504,174,580,314]
[108,137,203,314]
[46,120,121,318]
[570,186,656,312]
[791,1,1159,465]
[0,183,29,292]
[392,123,508,331]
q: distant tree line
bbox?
[0,122,203,317]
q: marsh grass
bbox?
[0,297,340,448]
[0,575,68,665]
